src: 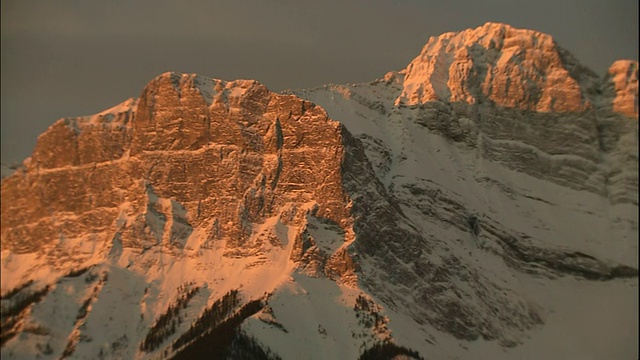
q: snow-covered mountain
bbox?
[1,22,638,359]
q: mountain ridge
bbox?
[1,23,638,360]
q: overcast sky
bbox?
[1,0,638,164]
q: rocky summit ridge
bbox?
[1,23,638,360]
[397,23,589,112]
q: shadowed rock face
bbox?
[291,23,638,345]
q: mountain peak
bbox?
[397,23,593,113]
[604,59,638,117]
[427,22,555,49]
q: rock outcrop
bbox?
[602,59,638,117]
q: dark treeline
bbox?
[139,284,201,352]
[224,331,282,360]
[171,299,266,360]
[1,285,51,346]
[0,280,34,300]
[358,341,424,360]
[0,286,50,318]
[171,289,240,352]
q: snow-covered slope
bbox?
[289,23,638,359]
[1,23,638,359]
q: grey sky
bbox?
[1,0,638,164]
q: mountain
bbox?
[1,22,638,360]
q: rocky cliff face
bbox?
[1,23,638,360]
[2,73,352,267]
[1,73,365,359]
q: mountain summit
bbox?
[397,22,599,112]
[1,23,638,359]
